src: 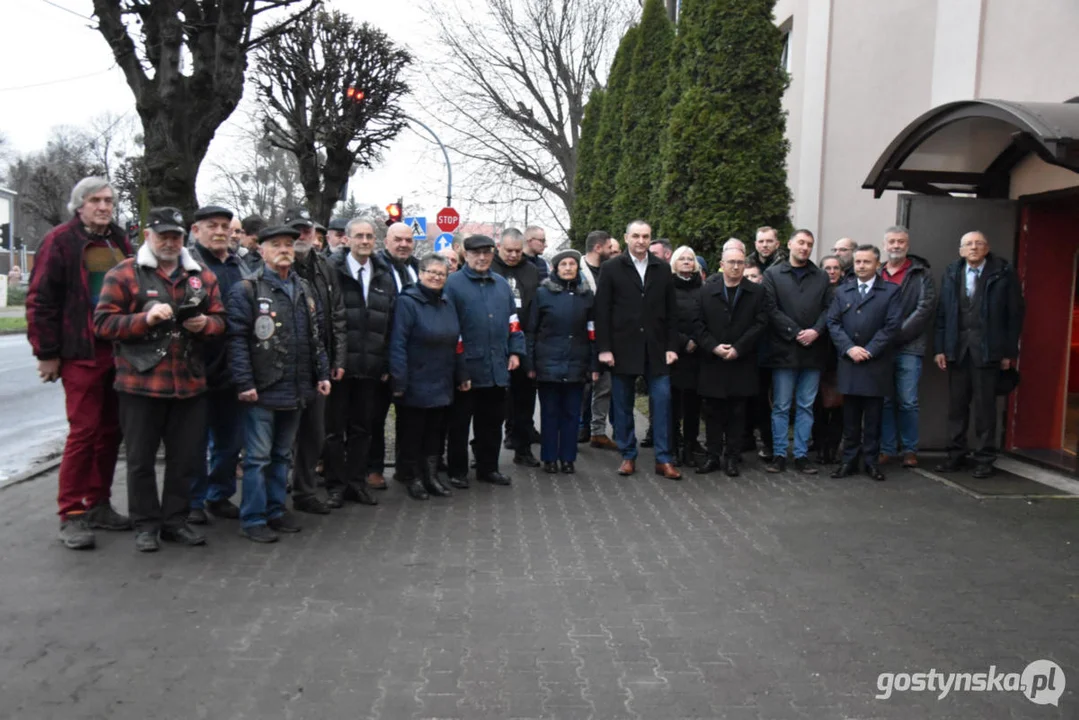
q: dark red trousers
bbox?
[57,343,121,517]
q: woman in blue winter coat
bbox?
[527,250,598,474]
[389,254,467,501]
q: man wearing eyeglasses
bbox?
[933,231,1024,479]
[321,219,397,509]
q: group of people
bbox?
[26,175,1025,554]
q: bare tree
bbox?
[254,9,411,223]
[207,124,303,220]
[91,0,319,214]
[425,0,630,234]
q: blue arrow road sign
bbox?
[403,216,427,241]
[434,233,454,252]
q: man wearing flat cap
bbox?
[282,208,346,509]
[94,207,227,552]
[227,225,331,543]
[444,234,527,487]
[186,205,259,525]
[325,217,349,255]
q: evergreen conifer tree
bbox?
[569,87,605,249]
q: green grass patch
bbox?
[634,394,649,416]
[0,317,27,333]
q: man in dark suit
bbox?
[594,219,681,479]
[693,246,768,477]
[932,231,1024,478]
[826,245,903,481]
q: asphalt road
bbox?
[0,334,66,483]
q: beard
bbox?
[887,251,907,262]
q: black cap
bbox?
[193,205,234,222]
[328,217,348,232]
[241,215,267,236]
[257,225,301,243]
[313,222,326,233]
[146,207,186,235]
[283,207,314,228]
[463,234,496,251]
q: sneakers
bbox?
[206,498,240,520]
[59,515,95,550]
[86,503,132,531]
[765,456,787,474]
[241,524,279,543]
[268,512,302,534]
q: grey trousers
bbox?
[590,371,611,436]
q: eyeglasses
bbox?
[723,259,745,266]
[351,233,376,240]
[422,269,447,278]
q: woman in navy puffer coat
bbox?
[527,250,598,474]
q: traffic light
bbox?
[346,86,365,103]
[385,198,403,226]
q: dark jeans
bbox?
[448,386,506,476]
[118,392,205,533]
[241,405,301,528]
[368,381,394,473]
[538,382,585,463]
[610,368,673,464]
[292,393,326,500]
[703,397,747,460]
[840,394,884,467]
[747,368,773,454]
[946,356,999,465]
[671,387,702,450]
[506,367,537,451]
[813,402,844,460]
[324,377,382,494]
[395,404,448,477]
[189,388,244,508]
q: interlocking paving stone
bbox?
[0,429,1076,720]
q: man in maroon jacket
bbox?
[26,177,134,550]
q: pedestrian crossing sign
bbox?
[403,216,427,241]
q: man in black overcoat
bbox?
[693,246,768,477]
[826,245,903,481]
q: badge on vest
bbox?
[188,276,202,291]
[254,315,276,340]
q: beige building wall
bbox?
[775,0,1079,257]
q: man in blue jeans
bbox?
[226,226,330,543]
[878,226,936,468]
[594,220,681,480]
[762,230,834,474]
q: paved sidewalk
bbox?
[0,439,1076,720]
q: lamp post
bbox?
[407,117,452,208]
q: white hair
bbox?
[669,245,699,273]
[67,176,112,215]
[723,238,746,253]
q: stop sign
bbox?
[436,207,460,233]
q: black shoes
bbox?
[293,496,331,515]
[134,531,159,552]
[206,498,240,520]
[268,512,302,533]
[59,516,95,550]
[187,508,210,525]
[934,457,965,473]
[724,458,740,478]
[477,471,512,486]
[543,461,559,474]
[343,484,378,506]
[866,465,886,482]
[420,459,452,498]
[560,461,575,474]
[242,525,279,543]
[793,457,818,475]
[513,452,540,468]
[972,464,994,479]
[765,456,787,473]
[695,457,722,474]
[446,474,470,489]
[86,503,133,531]
[577,428,590,444]
[831,461,857,478]
[503,436,515,450]
[160,523,207,546]
[325,490,344,509]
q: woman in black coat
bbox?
[693,248,769,477]
[670,246,704,464]
[527,250,598,474]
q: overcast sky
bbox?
[0,0,547,231]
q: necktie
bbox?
[859,283,868,298]
[968,268,980,297]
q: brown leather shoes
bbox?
[591,435,619,450]
[878,454,893,466]
[617,459,635,476]
[366,472,387,490]
[654,462,682,480]
[901,452,918,468]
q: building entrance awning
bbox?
[863,99,1079,198]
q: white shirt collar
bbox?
[346,252,368,278]
[966,261,985,273]
[857,275,876,292]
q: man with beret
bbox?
[282,208,346,508]
[94,207,227,551]
[227,225,331,542]
[444,234,527,487]
[326,217,349,255]
[186,205,259,524]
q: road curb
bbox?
[1,454,62,490]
